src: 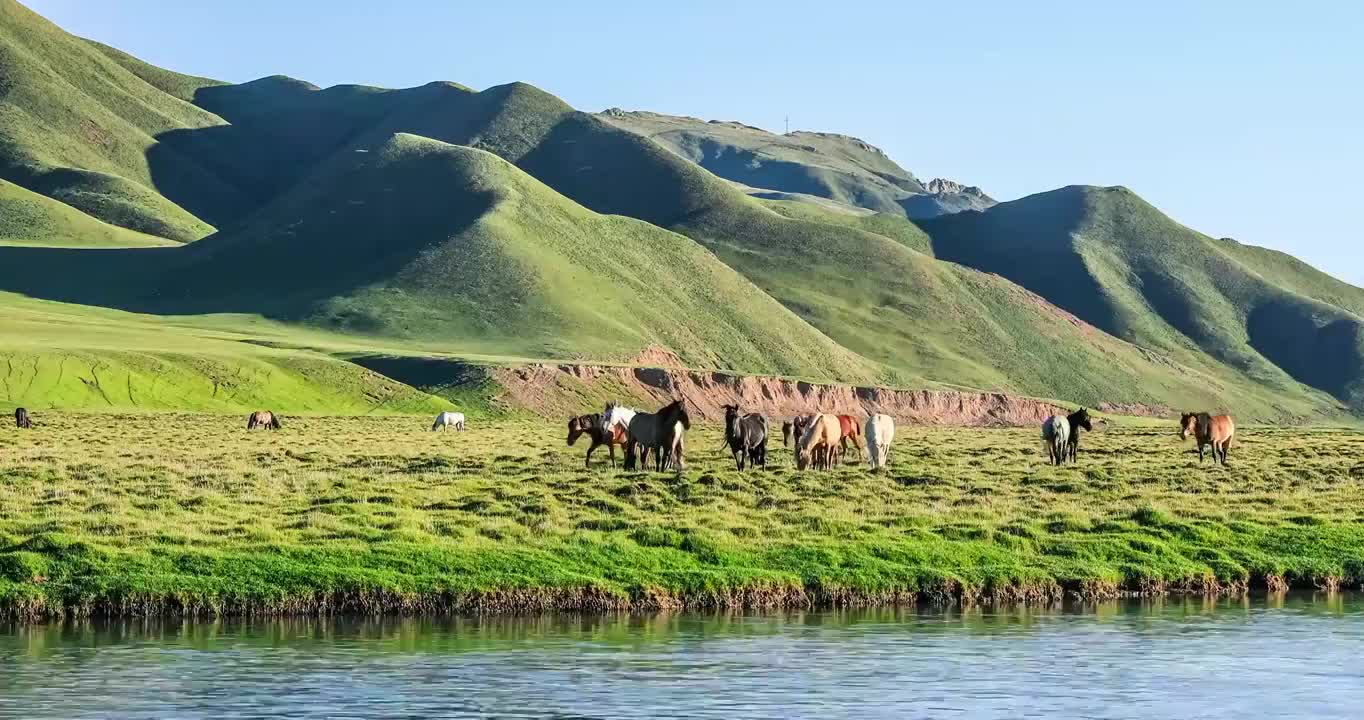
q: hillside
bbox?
[0,0,1360,419]
[598,109,995,218]
[0,0,249,240]
[923,186,1364,410]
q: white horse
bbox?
[600,402,637,436]
[865,414,895,470]
[432,411,466,432]
[1042,415,1070,465]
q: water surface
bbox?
[2,594,1361,719]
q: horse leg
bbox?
[586,440,599,469]
[608,443,617,469]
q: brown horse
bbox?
[14,407,32,429]
[246,410,282,430]
[567,413,628,468]
[1180,412,1234,465]
[836,414,864,463]
[796,414,842,471]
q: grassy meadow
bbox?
[3,412,1363,618]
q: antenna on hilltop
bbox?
[785,114,789,134]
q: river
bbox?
[2,594,1361,719]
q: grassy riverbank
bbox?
[2,414,1363,617]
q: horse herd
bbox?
[9,403,1239,469]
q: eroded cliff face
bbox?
[489,361,1069,426]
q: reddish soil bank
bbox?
[489,361,1070,426]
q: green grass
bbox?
[3,414,1363,617]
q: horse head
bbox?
[1179,413,1197,439]
[567,415,587,446]
[1071,408,1093,432]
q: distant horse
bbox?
[723,405,768,471]
[567,413,628,468]
[1181,412,1235,465]
[432,411,466,432]
[626,400,691,471]
[246,410,281,430]
[14,407,32,429]
[864,414,895,470]
[782,415,813,448]
[796,413,842,471]
[1065,408,1094,462]
[836,414,864,463]
[1041,414,1070,465]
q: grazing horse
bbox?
[864,414,895,470]
[14,407,32,429]
[246,410,281,430]
[723,405,768,471]
[1065,408,1094,462]
[782,415,813,448]
[796,414,842,471]
[626,400,691,471]
[567,413,628,468]
[431,411,466,432]
[1041,414,1070,466]
[1181,412,1235,465]
[836,414,864,463]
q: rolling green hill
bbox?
[0,0,1360,420]
[923,186,1364,411]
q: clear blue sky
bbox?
[29,0,1364,284]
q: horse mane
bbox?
[660,399,691,430]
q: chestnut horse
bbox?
[567,413,628,468]
[836,414,864,462]
[1181,412,1235,465]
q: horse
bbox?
[1181,412,1235,465]
[600,402,637,437]
[567,413,628,468]
[431,411,466,432]
[796,413,842,471]
[864,414,895,470]
[1041,414,1070,465]
[723,405,768,471]
[1065,408,1094,462]
[782,415,813,448]
[246,410,281,430]
[626,400,691,472]
[14,407,32,429]
[836,414,864,463]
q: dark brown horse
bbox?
[246,410,282,430]
[567,413,628,468]
[1065,408,1094,462]
[836,414,864,463]
[14,407,32,429]
[723,405,768,471]
[782,415,812,448]
[1181,412,1235,465]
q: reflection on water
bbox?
[2,594,1362,719]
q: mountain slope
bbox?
[0,178,175,248]
[3,133,876,380]
[0,0,250,240]
[924,186,1364,410]
[598,109,995,218]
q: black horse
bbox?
[781,416,811,448]
[1065,407,1094,462]
[626,399,691,471]
[723,405,768,471]
[14,407,32,429]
